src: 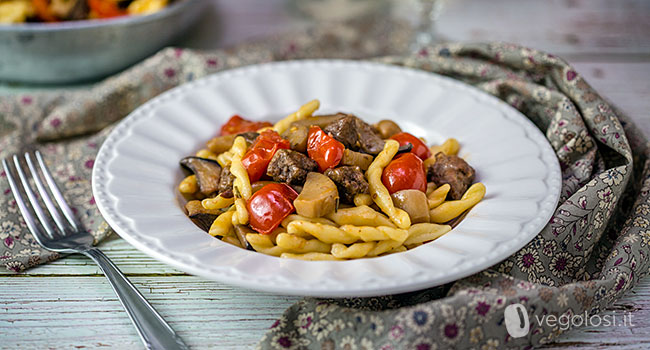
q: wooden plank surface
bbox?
[1,0,649,349]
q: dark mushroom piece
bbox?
[234,225,255,250]
[288,114,345,129]
[185,200,221,232]
[236,131,260,145]
[217,166,236,196]
[395,143,413,155]
[180,157,222,195]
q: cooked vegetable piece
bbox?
[246,183,298,234]
[234,225,255,250]
[381,153,427,194]
[185,200,222,232]
[396,143,413,155]
[390,132,431,160]
[307,126,345,172]
[427,152,475,200]
[324,114,385,155]
[374,120,402,139]
[220,115,272,136]
[217,166,235,195]
[180,157,222,194]
[281,124,309,153]
[391,189,430,224]
[340,149,373,171]
[236,131,260,145]
[288,114,345,129]
[266,149,318,185]
[324,166,369,203]
[241,130,291,182]
[251,181,275,194]
[206,134,236,154]
[294,172,339,218]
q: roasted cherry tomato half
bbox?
[390,132,431,160]
[381,153,427,194]
[241,130,290,182]
[246,183,298,235]
[307,126,345,172]
[219,115,273,136]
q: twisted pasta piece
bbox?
[339,225,408,243]
[427,184,450,209]
[326,205,395,228]
[209,209,235,237]
[365,140,411,229]
[229,136,251,225]
[287,221,357,244]
[201,195,234,210]
[430,183,486,223]
[353,193,373,207]
[272,99,320,135]
[331,242,376,259]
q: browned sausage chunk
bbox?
[324,114,385,155]
[267,149,318,185]
[427,153,475,200]
[324,166,369,203]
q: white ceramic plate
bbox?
[92,60,561,297]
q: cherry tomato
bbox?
[32,0,58,22]
[390,132,431,160]
[247,183,298,235]
[87,0,127,18]
[241,130,290,182]
[219,115,273,136]
[381,153,427,194]
[307,126,345,172]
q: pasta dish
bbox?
[178,100,485,260]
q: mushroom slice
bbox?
[185,200,221,232]
[234,225,255,250]
[180,157,222,195]
[294,172,339,218]
[391,189,430,224]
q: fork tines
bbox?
[2,151,82,244]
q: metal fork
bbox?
[2,151,189,350]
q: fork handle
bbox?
[83,248,189,350]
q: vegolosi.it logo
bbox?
[504,303,635,338]
[504,303,530,338]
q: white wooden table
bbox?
[1,1,649,349]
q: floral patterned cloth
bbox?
[1,25,648,350]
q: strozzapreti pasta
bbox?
[179,100,485,260]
